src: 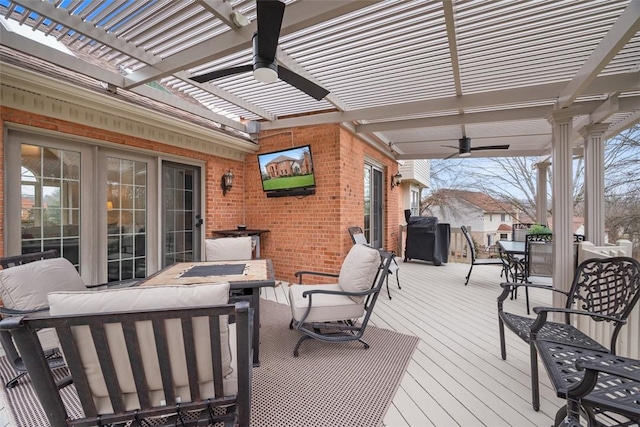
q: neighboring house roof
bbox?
[430,189,517,214]
[497,223,512,232]
[548,217,585,234]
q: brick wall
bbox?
[1,108,401,282]
[0,107,246,257]
[245,124,400,283]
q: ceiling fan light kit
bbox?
[459,136,471,155]
[252,34,278,83]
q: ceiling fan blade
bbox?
[256,0,285,62]
[443,151,458,160]
[441,145,458,150]
[190,65,253,83]
[278,66,330,100]
[470,144,510,151]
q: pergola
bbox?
[1,0,639,300]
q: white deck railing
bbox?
[576,240,638,359]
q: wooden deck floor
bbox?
[0,260,562,427]
[263,260,562,427]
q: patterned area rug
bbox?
[0,299,419,427]
[252,300,419,426]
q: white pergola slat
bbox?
[0,0,637,158]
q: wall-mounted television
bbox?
[257,145,316,198]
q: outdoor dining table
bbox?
[140,259,275,366]
[497,240,526,256]
[497,240,527,283]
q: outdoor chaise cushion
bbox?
[205,236,252,261]
[48,282,235,414]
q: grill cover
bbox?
[404,216,450,266]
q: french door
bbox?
[6,130,161,284]
[161,162,202,267]
[364,163,383,248]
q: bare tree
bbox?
[426,156,542,220]
[425,125,639,258]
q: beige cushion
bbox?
[289,284,365,323]
[338,244,381,303]
[48,283,233,414]
[205,237,252,261]
[0,257,86,311]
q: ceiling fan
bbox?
[190,0,330,101]
[443,136,510,159]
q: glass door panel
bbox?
[363,163,384,248]
[162,163,200,267]
[21,145,81,268]
[106,157,147,282]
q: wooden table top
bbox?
[141,259,275,289]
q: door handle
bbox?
[195,214,203,228]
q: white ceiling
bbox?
[1,0,639,160]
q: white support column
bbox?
[547,108,579,310]
[580,124,609,246]
[535,161,550,225]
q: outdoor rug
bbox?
[0,299,419,427]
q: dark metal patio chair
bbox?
[497,256,640,411]
[0,284,253,427]
[461,225,503,286]
[0,250,68,388]
[536,342,640,426]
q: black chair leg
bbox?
[525,286,531,315]
[498,318,507,360]
[530,341,540,411]
[464,264,474,285]
[386,274,391,300]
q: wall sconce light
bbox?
[391,172,402,189]
[221,170,235,196]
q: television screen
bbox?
[257,145,315,196]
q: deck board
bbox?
[0,261,563,427]
[265,260,562,426]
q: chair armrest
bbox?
[86,279,140,289]
[530,306,626,335]
[0,306,48,317]
[301,286,377,299]
[294,271,339,284]
[497,282,567,303]
[567,357,640,399]
[576,359,640,383]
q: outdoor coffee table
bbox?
[141,259,275,366]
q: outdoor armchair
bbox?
[348,225,400,299]
[288,244,393,356]
[0,283,253,427]
[497,256,640,412]
[205,236,253,261]
[461,225,503,286]
[0,250,89,388]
